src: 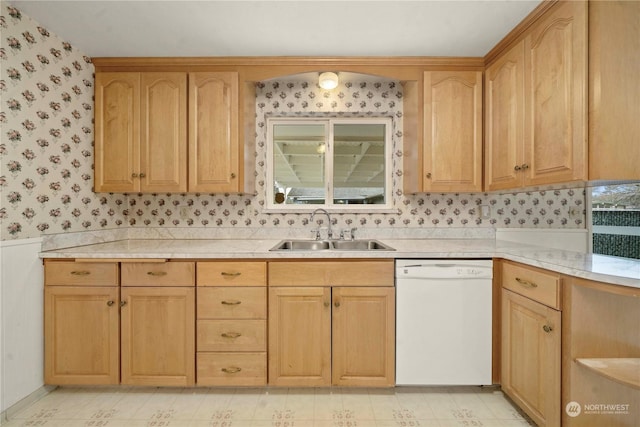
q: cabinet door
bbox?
[332,287,395,387]
[120,287,195,386]
[140,73,187,192]
[485,41,525,191]
[502,289,561,427]
[94,72,140,192]
[189,72,239,193]
[268,287,331,386]
[423,71,483,192]
[524,0,587,186]
[44,286,119,385]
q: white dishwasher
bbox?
[395,259,493,385]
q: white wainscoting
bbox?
[0,238,45,413]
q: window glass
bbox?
[591,183,640,259]
[267,118,392,211]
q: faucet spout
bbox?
[309,208,333,240]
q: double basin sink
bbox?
[270,239,395,251]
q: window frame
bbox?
[265,117,394,213]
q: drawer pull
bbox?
[543,325,553,333]
[515,277,538,288]
[70,270,91,276]
[221,272,242,277]
[221,366,242,374]
[147,271,168,277]
[221,300,241,305]
[221,332,242,339]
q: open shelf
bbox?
[575,358,640,390]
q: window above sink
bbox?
[265,117,393,212]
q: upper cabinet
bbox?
[189,72,239,193]
[485,1,587,191]
[422,71,483,193]
[587,1,640,181]
[95,70,242,193]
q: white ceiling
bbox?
[10,0,541,58]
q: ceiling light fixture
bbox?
[318,72,339,90]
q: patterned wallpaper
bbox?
[0,2,586,241]
[0,2,124,240]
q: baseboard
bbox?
[0,385,56,424]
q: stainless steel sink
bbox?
[270,239,395,251]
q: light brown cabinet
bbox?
[44,284,120,385]
[44,260,196,387]
[268,260,395,387]
[196,261,267,386]
[95,71,241,193]
[422,70,483,192]
[95,72,187,193]
[501,261,561,427]
[485,1,587,190]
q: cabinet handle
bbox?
[521,164,529,170]
[221,367,242,374]
[515,277,538,288]
[107,300,115,306]
[221,300,241,305]
[221,272,241,277]
[426,172,432,179]
[334,301,341,308]
[230,173,236,179]
[132,173,138,178]
[514,165,521,171]
[70,270,91,276]
[120,301,127,307]
[543,325,553,333]
[221,332,241,339]
[139,172,146,178]
[146,271,167,277]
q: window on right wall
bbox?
[590,183,640,260]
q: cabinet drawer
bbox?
[121,262,195,287]
[502,261,561,309]
[45,261,119,286]
[197,320,266,352]
[197,261,266,287]
[197,287,266,319]
[197,352,266,386]
[269,260,394,287]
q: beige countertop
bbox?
[39,238,640,289]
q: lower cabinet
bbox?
[120,286,195,386]
[268,285,395,387]
[501,261,561,427]
[195,261,267,385]
[44,260,196,386]
[44,285,120,385]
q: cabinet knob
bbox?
[514,165,521,171]
[426,173,432,179]
[543,325,553,333]
[139,172,146,178]
[324,301,330,308]
[132,173,138,178]
[230,173,236,179]
[107,300,115,306]
[120,301,127,307]
[334,301,341,308]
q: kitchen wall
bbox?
[1,2,587,243]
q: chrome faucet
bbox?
[309,208,333,240]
